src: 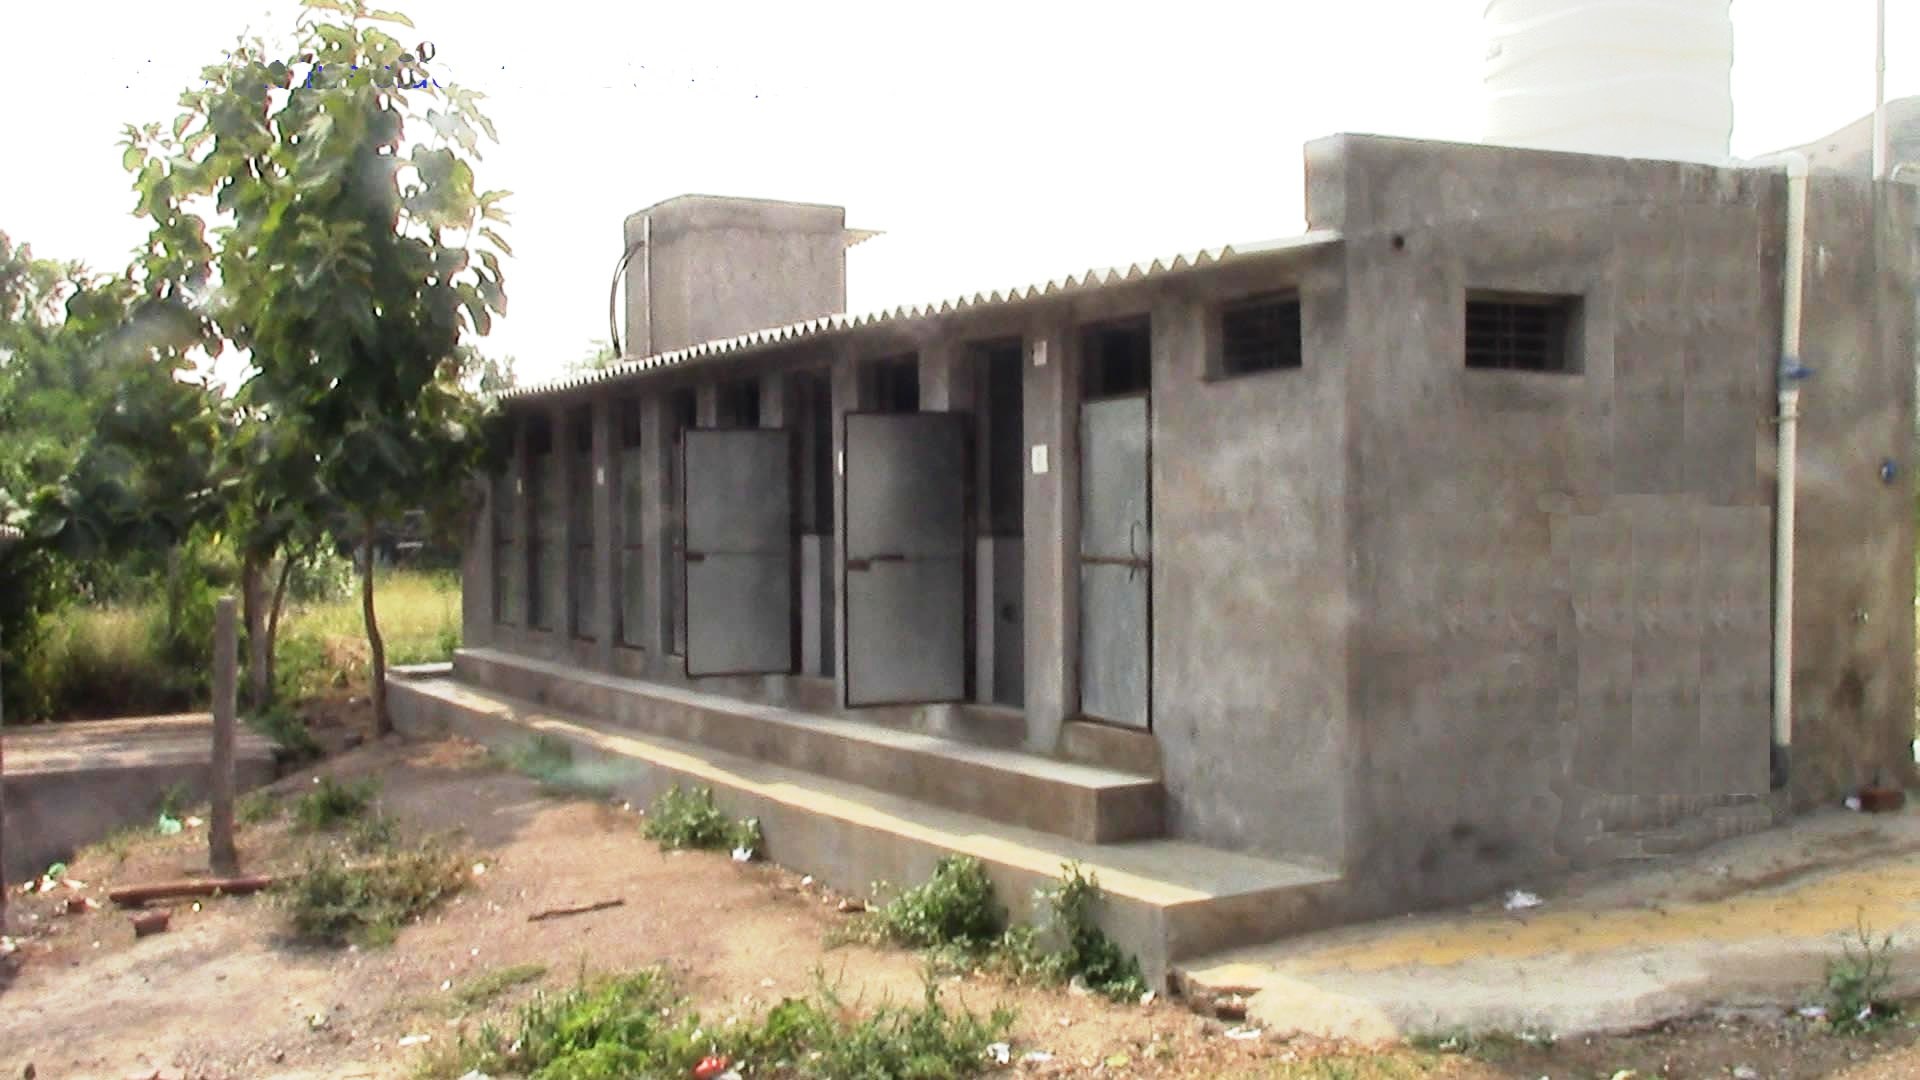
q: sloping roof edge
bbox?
[497,229,1343,404]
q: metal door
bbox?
[683,428,795,677]
[844,412,969,706]
[1079,395,1150,729]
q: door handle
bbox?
[847,558,871,572]
[1127,522,1146,581]
[871,553,907,563]
[685,552,706,564]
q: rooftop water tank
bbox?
[1483,0,1734,164]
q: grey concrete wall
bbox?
[1787,176,1920,805]
[1145,252,1351,870]
[625,196,847,358]
[1313,133,1912,910]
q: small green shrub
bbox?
[640,785,761,855]
[156,781,194,821]
[286,543,355,604]
[1035,863,1147,1002]
[430,967,1011,1080]
[452,963,550,1009]
[283,840,468,947]
[1826,916,1899,1034]
[245,703,321,761]
[839,859,1148,1003]
[294,775,378,831]
[237,791,282,825]
[867,856,1006,952]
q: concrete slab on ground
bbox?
[1178,803,1920,1040]
[4,714,278,882]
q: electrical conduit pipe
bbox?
[1772,151,1810,791]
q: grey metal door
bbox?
[844,412,969,706]
[1079,395,1151,729]
[683,428,795,677]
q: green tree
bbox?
[570,338,617,374]
[124,0,510,733]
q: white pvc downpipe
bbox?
[1772,151,1810,789]
[1874,0,1889,182]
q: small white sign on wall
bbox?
[596,466,606,487]
[1031,444,1049,475]
[837,449,846,476]
[515,478,524,496]
[1032,340,1048,368]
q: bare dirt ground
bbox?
[4,720,1920,1079]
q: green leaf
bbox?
[366,8,415,27]
[122,145,146,172]
[478,227,511,257]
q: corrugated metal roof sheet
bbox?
[497,229,1342,403]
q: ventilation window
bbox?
[1081,319,1151,400]
[1465,293,1581,373]
[1216,293,1302,378]
[865,356,919,413]
[717,378,761,428]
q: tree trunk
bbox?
[265,550,298,702]
[241,555,269,712]
[361,525,389,737]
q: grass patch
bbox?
[493,734,613,800]
[24,567,458,722]
[282,838,469,948]
[837,858,1148,1004]
[245,703,321,761]
[640,785,762,856]
[238,790,283,825]
[1825,916,1900,1034]
[453,963,551,1010]
[426,968,1012,1080]
[293,775,378,831]
[1270,1052,1448,1079]
[1407,1028,1552,1061]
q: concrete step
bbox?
[3,714,279,882]
[388,675,1344,989]
[450,648,1163,844]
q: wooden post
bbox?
[209,596,239,876]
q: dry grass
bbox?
[33,568,461,718]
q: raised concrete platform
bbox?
[3,714,279,882]
[389,675,1344,987]
[453,648,1164,844]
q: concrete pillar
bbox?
[509,416,531,635]
[591,397,615,669]
[1024,321,1078,752]
[920,338,976,413]
[760,370,791,428]
[830,348,864,704]
[640,394,670,660]
[462,474,493,649]
[552,405,576,650]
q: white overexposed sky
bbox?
[5,1,1914,386]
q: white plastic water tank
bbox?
[1484,0,1734,164]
